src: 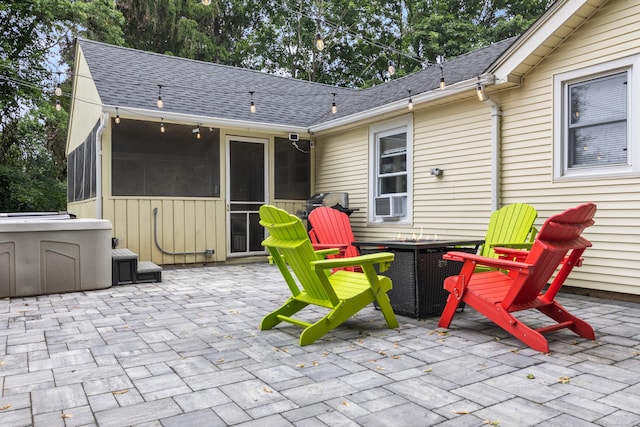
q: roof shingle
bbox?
[77,37,515,129]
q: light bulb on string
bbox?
[315,33,325,51]
[160,119,165,133]
[193,125,201,139]
[388,60,395,76]
[437,55,445,90]
[407,90,413,110]
[201,0,211,5]
[331,93,337,114]
[157,85,163,108]
[115,107,121,124]
[54,72,62,96]
[249,91,256,113]
[477,83,488,101]
[55,99,61,111]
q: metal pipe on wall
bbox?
[152,207,215,256]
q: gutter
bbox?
[95,112,108,219]
[309,77,483,133]
[102,106,308,135]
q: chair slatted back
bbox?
[501,203,596,308]
[308,207,360,259]
[259,205,338,304]
[481,203,538,259]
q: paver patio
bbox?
[1,262,639,426]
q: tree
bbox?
[0,0,124,212]
[116,0,263,65]
[406,0,554,64]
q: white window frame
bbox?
[553,55,640,180]
[369,115,413,223]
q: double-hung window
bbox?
[554,56,639,179]
[369,116,413,222]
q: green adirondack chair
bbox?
[259,205,399,346]
[475,203,538,271]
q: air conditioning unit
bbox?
[374,195,405,218]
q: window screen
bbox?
[568,72,628,168]
[67,120,98,202]
[112,120,220,197]
[377,131,407,195]
[274,137,311,200]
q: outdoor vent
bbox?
[374,195,405,218]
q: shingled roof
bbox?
[77,37,516,130]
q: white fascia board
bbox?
[102,105,309,135]
[309,77,482,133]
[489,0,606,82]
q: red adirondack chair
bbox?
[437,202,597,353]
[308,206,361,271]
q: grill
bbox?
[298,192,352,220]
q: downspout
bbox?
[484,97,502,212]
[95,112,108,219]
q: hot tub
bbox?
[0,213,112,297]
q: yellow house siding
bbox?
[67,200,97,219]
[413,101,493,238]
[314,102,496,242]
[103,197,225,265]
[66,47,103,154]
[315,126,370,233]
[497,0,640,294]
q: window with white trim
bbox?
[369,116,413,222]
[554,56,639,179]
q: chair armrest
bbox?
[444,251,533,273]
[311,252,395,272]
[312,243,348,257]
[493,246,530,262]
[490,242,534,250]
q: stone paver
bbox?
[1,262,640,426]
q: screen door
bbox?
[226,136,267,256]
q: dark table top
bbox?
[352,239,484,251]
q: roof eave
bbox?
[489,0,609,84]
[309,77,484,133]
[102,106,309,135]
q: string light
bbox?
[477,81,488,101]
[157,84,163,108]
[160,119,165,133]
[437,55,445,90]
[201,0,211,5]
[55,99,61,111]
[407,90,413,110]
[315,33,325,51]
[115,107,121,124]
[387,60,396,77]
[193,125,201,139]
[331,92,337,114]
[54,72,62,96]
[249,91,256,113]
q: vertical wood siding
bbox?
[103,198,225,265]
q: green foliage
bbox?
[0,0,124,212]
[0,113,67,212]
[116,0,261,65]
